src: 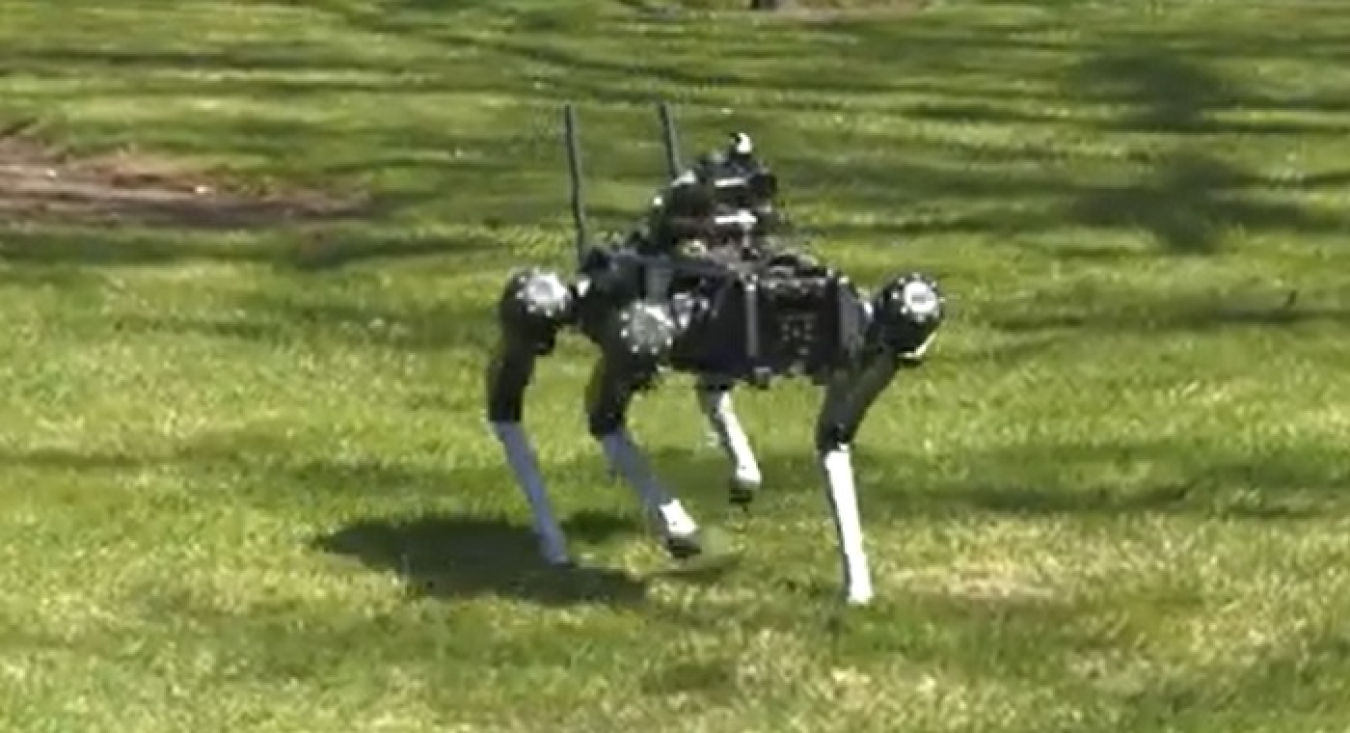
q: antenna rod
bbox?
[657,102,681,179]
[563,103,588,266]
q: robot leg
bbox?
[587,354,704,560]
[813,272,944,605]
[586,299,704,560]
[695,374,762,505]
[486,268,577,566]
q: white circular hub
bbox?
[901,279,940,317]
[520,272,569,315]
[620,302,676,355]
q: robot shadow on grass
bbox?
[309,430,1340,609]
[312,508,736,609]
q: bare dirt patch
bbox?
[625,0,926,22]
[772,2,924,23]
[762,0,925,15]
[0,120,367,230]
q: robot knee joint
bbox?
[869,272,944,362]
[814,422,855,455]
[610,300,677,362]
[498,267,575,353]
[587,411,625,439]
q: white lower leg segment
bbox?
[491,421,570,564]
[657,499,698,539]
[697,388,762,489]
[820,445,874,605]
[599,430,699,538]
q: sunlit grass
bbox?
[1,0,1349,730]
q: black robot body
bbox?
[484,102,947,606]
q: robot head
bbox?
[645,130,783,251]
[727,132,754,161]
[691,132,755,180]
[686,133,776,209]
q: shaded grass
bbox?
[2,0,1350,731]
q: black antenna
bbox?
[563,103,588,267]
[657,101,682,179]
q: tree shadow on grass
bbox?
[313,511,654,608]
[117,286,501,359]
[1067,153,1247,256]
[1056,44,1349,254]
[639,590,1099,699]
[0,435,733,609]
[0,212,503,274]
[987,282,1343,337]
[7,358,1348,528]
[641,431,1350,525]
[0,106,532,274]
[12,5,1350,272]
[1071,47,1231,134]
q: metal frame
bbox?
[485,101,946,606]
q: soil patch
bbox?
[0,119,367,230]
[767,0,926,21]
[623,0,925,22]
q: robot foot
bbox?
[728,473,761,508]
[653,499,703,561]
[664,533,704,561]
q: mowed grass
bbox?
[3,0,1350,730]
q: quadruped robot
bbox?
[485,102,945,605]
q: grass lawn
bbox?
[2,0,1350,730]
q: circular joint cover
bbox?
[616,301,677,359]
[883,273,944,324]
[872,273,944,356]
[512,269,572,320]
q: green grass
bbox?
[3,0,1350,730]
